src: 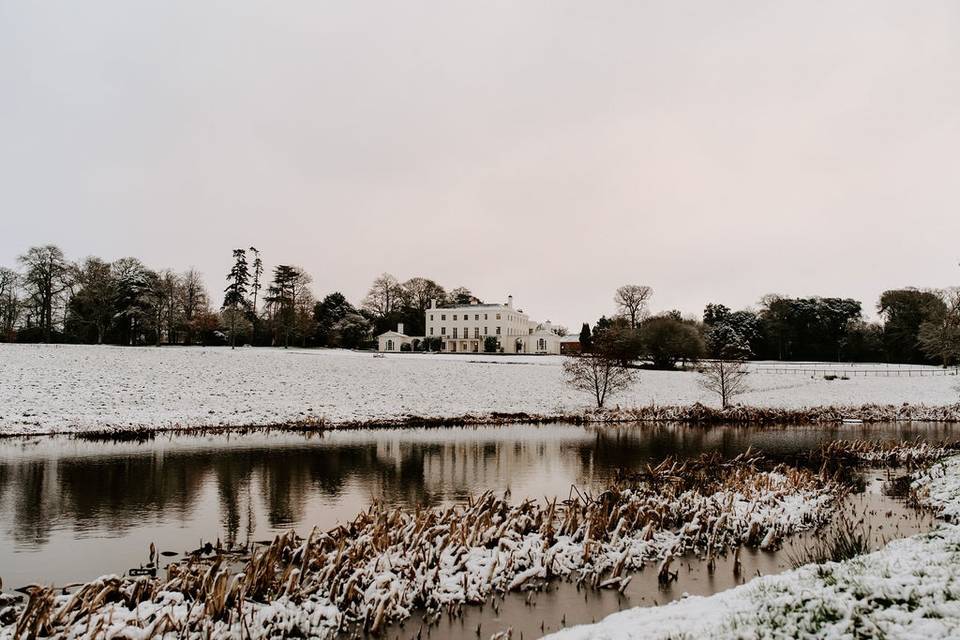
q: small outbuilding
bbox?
[376,323,418,352]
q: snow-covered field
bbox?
[1,344,958,436]
[545,456,960,640]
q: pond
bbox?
[1,421,956,594]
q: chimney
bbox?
[398,323,404,334]
[507,295,513,308]
[429,299,435,309]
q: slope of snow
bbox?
[544,456,960,640]
[1,344,958,435]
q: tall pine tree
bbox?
[248,246,263,343]
[223,248,249,349]
[266,265,298,348]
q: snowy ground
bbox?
[544,456,960,640]
[1,344,958,435]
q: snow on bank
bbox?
[912,455,960,522]
[1,344,958,435]
[545,456,960,640]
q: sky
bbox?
[1,1,958,329]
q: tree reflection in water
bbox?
[0,421,957,586]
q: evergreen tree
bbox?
[248,246,263,343]
[265,265,299,348]
[112,257,153,345]
[313,292,355,346]
[579,323,592,352]
[223,249,250,349]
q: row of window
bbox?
[437,337,549,350]
[429,312,521,322]
[430,326,502,337]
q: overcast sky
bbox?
[2,1,958,328]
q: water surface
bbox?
[0,421,955,589]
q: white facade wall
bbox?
[377,332,413,352]
[423,299,560,354]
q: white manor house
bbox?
[377,295,562,354]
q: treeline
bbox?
[0,245,484,349]
[2,244,957,365]
[0,245,222,346]
[582,285,960,368]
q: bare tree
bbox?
[918,288,960,367]
[158,270,181,345]
[179,268,208,346]
[614,284,653,329]
[145,269,175,347]
[362,273,403,318]
[563,351,637,409]
[71,257,116,344]
[698,359,750,408]
[403,277,446,314]
[0,267,21,340]
[18,245,73,342]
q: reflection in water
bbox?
[0,422,956,587]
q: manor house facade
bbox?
[377,295,562,354]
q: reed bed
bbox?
[586,402,960,425]
[810,438,960,469]
[34,402,960,442]
[2,453,839,640]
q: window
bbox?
[484,326,488,334]
[484,313,488,320]
[496,326,501,335]
[441,326,446,336]
[453,314,457,321]
[474,327,479,338]
[453,328,458,338]
[429,327,434,336]
[496,313,501,320]
[475,314,479,321]
[538,338,546,350]
[441,314,446,321]
[430,314,433,321]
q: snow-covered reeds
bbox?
[808,438,960,469]
[584,402,960,425]
[1,453,839,639]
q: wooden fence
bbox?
[749,366,959,377]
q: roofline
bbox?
[432,303,523,311]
